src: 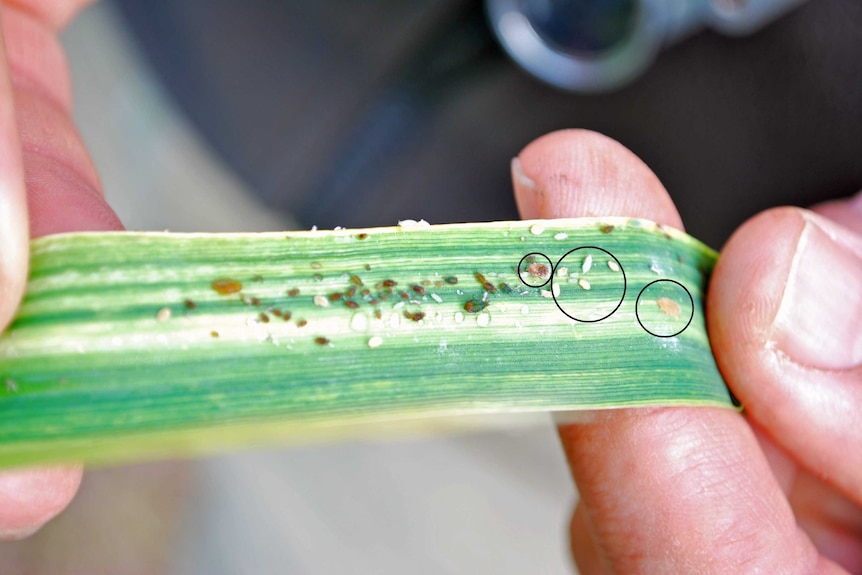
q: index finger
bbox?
[513,130,834,573]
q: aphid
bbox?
[361,289,371,297]
[314,337,330,345]
[287,288,300,297]
[346,286,357,298]
[374,309,382,319]
[313,274,324,282]
[399,291,409,300]
[311,262,323,269]
[369,299,379,305]
[656,297,682,319]
[212,278,243,295]
[475,272,488,286]
[259,312,270,323]
[210,331,220,338]
[483,282,496,293]
[329,292,343,302]
[600,224,615,234]
[404,311,425,322]
[463,299,488,313]
[382,279,397,287]
[296,319,308,327]
[444,276,458,285]
[250,297,261,307]
[421,279,431,286]
[350,275,364,286]
[411,285,426,295]
[271,309,283,317]
[252,274,264,283]
[364,264,372,271]
[434,281,444,288]
[356,233,368,240]
[282,311,292,321]
[526,263,549,278]
[345,300,360,309]
[184,299,197,309]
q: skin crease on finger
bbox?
[514,130,842,574]
[0,0,121,539]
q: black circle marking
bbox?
[517,252,553,288]
[551,246,626,323]
[635,279,694,338]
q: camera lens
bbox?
[520,0,639,57]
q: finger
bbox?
[569,502,605,575]
[515,130,832,573]
[811,190,862,235]
[3,0,94,30]
[708,207,862,505]
[0,3,120,539]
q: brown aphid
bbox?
[287,288,300,297]
[296,319,308,327]
[526,263,550,278]
[361,288,371,296]
[345,300,360,309]
[250,297,262,306]
[314,337,330,345]
[369,299,379,305]
[212,278,243,295]
[350,275,364,286]
[271,309,283,317]
[464,299,488,313]
[656,297,682,319]
[399,291,409,300]
[184,299,197,309]
[421,279,431,286]
[346,286,357,298]
[259,312,270,323]
[444,276,458,285]
[382,279,397,287]
[434,281,444,288]
[356,233,369,240]
[600,224,615,234]
[210,331,220,338]
[483,282,496,293]
[404,311,425,322]
[475,272,487,285]
[411,285,426,295]
[364,264,372,271]
[282,311,293,321]
[329,292,343,302]
[374,309,382,319]
[498,282,513,294]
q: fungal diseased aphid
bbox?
[656,297,682,319]
[463,299,488,314]
[212,278,243,295]
[526,263,549,279]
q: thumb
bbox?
[709,203,862,505]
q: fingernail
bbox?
[0,525,40,541]
[771,218,862,370]
[511,157,540,219]
[851,189,862,212]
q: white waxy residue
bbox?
[476,312,491,327]
[608,260,620,272]
[368,336,383,348]
[350,313,368,332]
[454,312,465,323]
[156,307,172,322]
[582,255,593,274]
[554,232,568,240]
[578,278,591,290]
[430,293,443,303]
[313,295,330,308]
[530,224,545,235]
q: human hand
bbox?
[513,130,861,573]
[0,0,122,539]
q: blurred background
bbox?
[1,0,861,572]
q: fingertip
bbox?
[709,206,862,502]
[0,465,82,540]
[512,129,682,228]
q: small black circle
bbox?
[550,246,626,323]
[635,279,695,338]
[518,252,553,288]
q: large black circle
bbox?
[635,279,695,338]
[517,252,553,288]
[550,246,626,323]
